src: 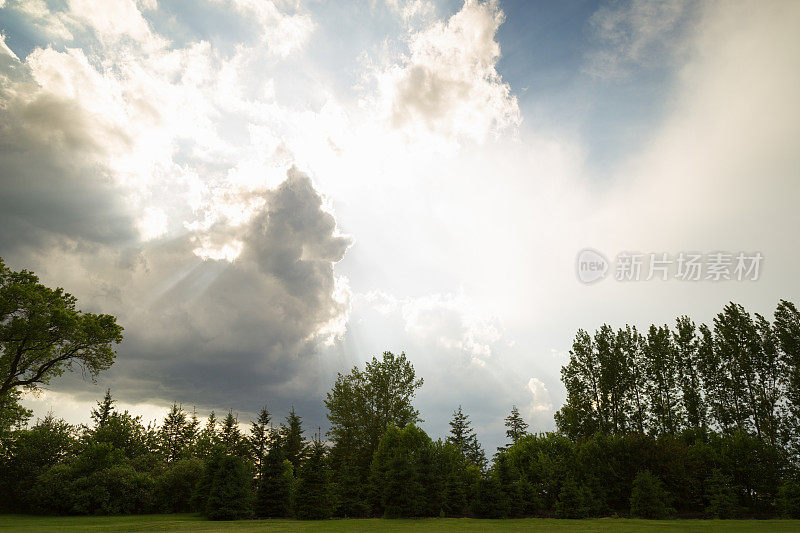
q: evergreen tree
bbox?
[205,455,254,520]
[220,410,246,456]
[254,434,292,518]
[249,406,271,478]
[196,412,219,460]
[279,407,308,472]
[447,406,486,469]
[503,405,528,448]
[159,404,194,462]
[294,439,332,520]
[370,424,430,518]
[90,389,115,428]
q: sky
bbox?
[1,0,799,453]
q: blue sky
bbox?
[1,0,798,453]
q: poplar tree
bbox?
[555,329,602,439]
[673,317,706,430]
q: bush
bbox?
[555,477,592,518]
[629,470,673,519]
[155,458,204,513]
[28,464,77,515]
[705,469,740,518]
[205,455,254,520]
[777,480,800,518]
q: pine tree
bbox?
[205,455,254,520]
[196,411,219,460]
[220,410,245,456]
[447,406,486,469]
[503,406,528,448]
[249,406,271,478]
[280,407,308,472]
[254,434,292,517]
[90,389,115,428]
[294,439,332,519]
[160,403,192,462]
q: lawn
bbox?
[1,515,799,532]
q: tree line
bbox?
[1,259,799,519]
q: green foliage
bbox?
[1,413,75,511]
[255,434,292,518]
[249,405,271,479]
[159,404,197,462]
[155,458,204,513]
[705,469,740,518]
[370,424,431,518]
[0,258,123,401]
[325,351,423,517]
[447,406,486,469]
[280,407,308,472]
[205,455,254,520]
[777,480,800,518]
[555,476,592,518]
[501,406,528,451]
[294,440,332,520]
[629,470,672,519]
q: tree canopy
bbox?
[0,258,123,405]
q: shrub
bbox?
[777,480,800,518]
[155,458,204,513]
[555,476,592,518]
[629,470,673,519]
[705,469,740,518]
[27,464,77,515]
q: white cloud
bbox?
[0,32,19,61]
[67,0,160,46]
[585,0,693,79]
[359,290,502,364]
[223,0,315,57]
[527,377,553,415]
[366,0,519,150]
[136,207,168,241]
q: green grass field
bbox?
[1,515,799,532]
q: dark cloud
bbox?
[54,168,354,417]
[0,63,138,259]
